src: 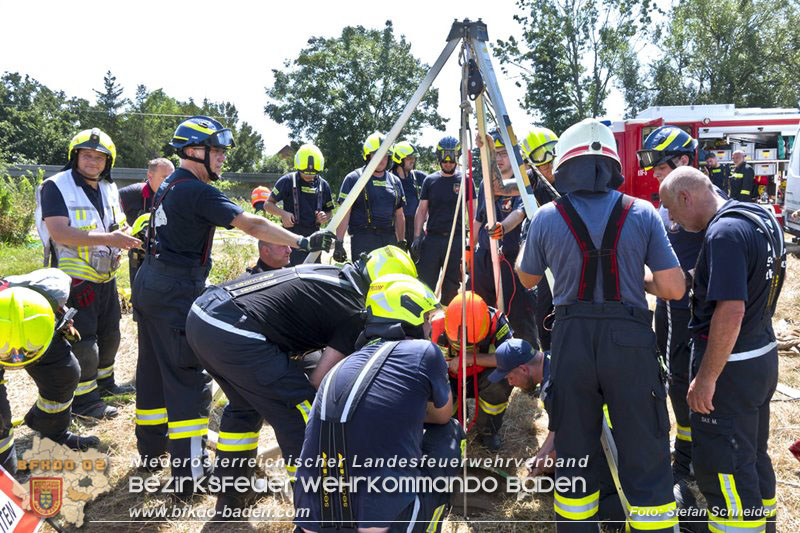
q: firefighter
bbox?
[334,132,406,262]
[264,143,335,265]
[472,130,538,348]
[246,240,291,274]
[490,339,627,530]
[390,141,427,242]
[132,115,334,499]
[119,158,175,290]
[729,149,757,202]
[0,269,102,475]
[517,118,686,532]
[521,127,560,351]
[413,136,475,305]
[638,125,720,515]
[35,128,139,419]
[250,186,271,213]
[432,291,513,451]
[294,274,463,533]
[660,167,785,533]
[185,246,417,516]
[704,152,730,191]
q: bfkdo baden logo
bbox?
[29,477,62,518]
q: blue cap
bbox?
[488,339,535,383]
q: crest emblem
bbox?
[30,477,62,518]
[453,183,461,195]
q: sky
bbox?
[2,0,625,155]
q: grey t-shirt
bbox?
[520,190,678,309]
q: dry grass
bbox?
[7,235,799,531]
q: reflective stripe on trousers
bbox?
[478,397,508,416]
[97,365,113,380]
[36,395,73,414]
[136,408,167,426]
[628,501,679,531]
[74,380,97,396]
[217,431,259,452]
[167,418,209,439]
[554,490,599,520]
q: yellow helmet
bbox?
[131,213,151,238]
[522,127,559,167]
[363,245,418,283]
[0,287,55,369]
[294,143,325,175]
[362,132,386,161]
[366,274,439,327]
[67,128,116,179]
[391,141,417,164]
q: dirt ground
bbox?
[6,241,799,532]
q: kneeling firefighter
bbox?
[294,274,464,533]
[185,246,417,517]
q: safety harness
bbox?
[357,168,397,232]
[146,177,215,266]
[316,340,399,533]
[291,172,324,227]
[220,264,361,298]
[554,193,635,301]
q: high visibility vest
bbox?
[35,170,125,283]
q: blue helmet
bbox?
[170,116,235,180]
[437,136,461,163]
[637,126,697,170]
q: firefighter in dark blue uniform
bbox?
[294,274,463,533]
[132,116,334,499]
[390,141,427,242]
[517,119,686,532]
[118,158,174,287]
[729,150,757,202]
[334,133,406,262]
[638,125,717,515]
[413,136,475,306]
[186,246,417,517]
[704,152,730,192]
[660,167,785,533]
[472,130,537,348]
[264,143,335,265]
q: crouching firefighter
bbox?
[185,245,417,517]
[294,274,464,533]
[0,268,101,474]
[432,291,514,451]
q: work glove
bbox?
[299,230,335,253]
[397,240,408,252]
[488,221,505,240]
[332,240,348,263]
[410,236,423,263]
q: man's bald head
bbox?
[659,166,722,233]
[732,150,747,165]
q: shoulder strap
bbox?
[291,172,301,224]
[600,194,635,302]
[554,196,597,301]
[145,177,193,256]
[220,268,300,298]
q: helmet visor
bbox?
[209,129,235,148]
[636,149,663,170]
[528,141,557,165]
[439,150,458,163]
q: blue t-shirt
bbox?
[475,182,525,260]
[270,172,334,228]
[689,201,781,352]
[396,169,426,218]
[419,170,476,235]
[294,338,450,530]
[339,168,405,233]
[152,168,243,267]
[520,190,679,309]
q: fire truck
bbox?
[608,104,800,225]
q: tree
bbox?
[495,0,656,133]
[265,20,447,189]
[636,0,800,109]
[91,71,129,158]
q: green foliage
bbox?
[0,242,42,276]
[265,20,447,190]
[638,0,800,109]
[0,71,267,173]
[0,165,41,245]
[258,153,290,174]
[495,0,656,133]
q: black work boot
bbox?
[73,401,118,420]
[480,431,502,451]
[99,381,135,397]
[51,431,101,451]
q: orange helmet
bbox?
[251,186,271,211]
[445,291,490,345]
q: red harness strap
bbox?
[554,193,635,302]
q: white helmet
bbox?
[553,118,620,172]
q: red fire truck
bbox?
[609,104,800,224]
